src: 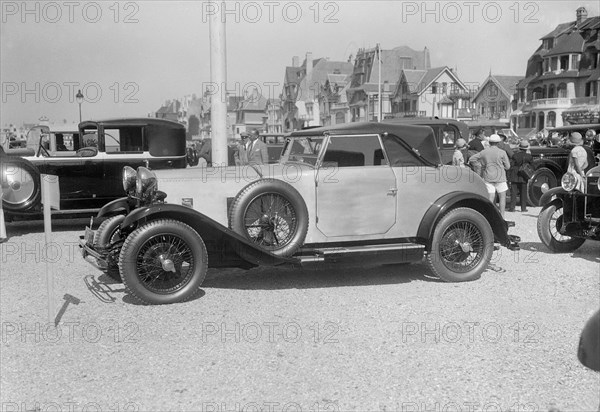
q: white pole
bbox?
[209,7,228,165]
[378,43,382,122]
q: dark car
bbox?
[80,121,519,305]
[525,123,600,206]
[1,118,188,220]
[537,164,600,252]
[386,118,470,165]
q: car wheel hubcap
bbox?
[136,234,194,293]
[440,221,484,273]
[1,167,35,205]
[244,193,297,250]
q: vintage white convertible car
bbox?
[80,121,520,304]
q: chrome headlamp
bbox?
[561,172,577,192]
[122,166,137,193]
[135,167,158,198]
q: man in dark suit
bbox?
[246,129,269,165]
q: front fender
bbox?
[97,197,133,218]
[417,191,511,249]
[539,187,567,206]
[120,203,293,267]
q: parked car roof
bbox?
[289,121,442,165]
[548,123,600,133]
[79,118,185,129]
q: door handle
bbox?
[387,188,398,196]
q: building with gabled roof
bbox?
[471,74,522,125]
[513,6,600,131]
[390,66,471,119]
[348,45,431,122]
[281,52,353,131]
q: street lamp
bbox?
[75,89,84,123]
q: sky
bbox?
[1,0,599,126]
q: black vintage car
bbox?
[387,118,470,165]
[526,123,600,206]
[537,164,600,252]
[0,118,188,220]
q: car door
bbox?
[315,134,397,238]
[34,131,104,209]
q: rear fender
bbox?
[120,203,293,267]
[417,192,510,249]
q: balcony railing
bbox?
[393,111,427,118]
[570,96,599,105]
[523,98,572,109]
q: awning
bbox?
[561,105,600,123]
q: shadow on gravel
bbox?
[122,289,206,305]
[203,262,441,290]
[518,241,599,264]
[84,273,207,305]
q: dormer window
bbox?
[543,38,554,49]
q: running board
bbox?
[297,243,425,265]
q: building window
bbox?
[572,54,579,70]
[431,83,438,94]
[442,82,447,94]
[560,55,569,71]
[557,83,567,98]
[547,111,556,127]
[543,59,549,73]
[548,84,556,98]
[542,85,547,99]
[586,81,598,97]
[543,38,554,49]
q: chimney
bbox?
[576,7,588,26]
[306,52,313,79]
[292,56,299,67]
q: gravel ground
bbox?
[1,208,599,412]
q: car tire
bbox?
[537,202,586,253]
[0,157,41,212]
[118,219,208,305]
[426,207,494,282]
[229,179,308,257]
[94,215,125,281]
[527,167,557,207]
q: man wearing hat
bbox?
[234,132,250,165]
[246,129,269,165]
[507,140,533,212]
[468,134,511,217]
[567,132,588,191]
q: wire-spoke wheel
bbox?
[229,179,308,257]
[243,193,297,250]
[537,202,585,253]
[119,219,207,304]
[427,208,494,282]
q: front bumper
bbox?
[79,227,108,271]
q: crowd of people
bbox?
[190,128,270,167]
[451,127,598,218]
